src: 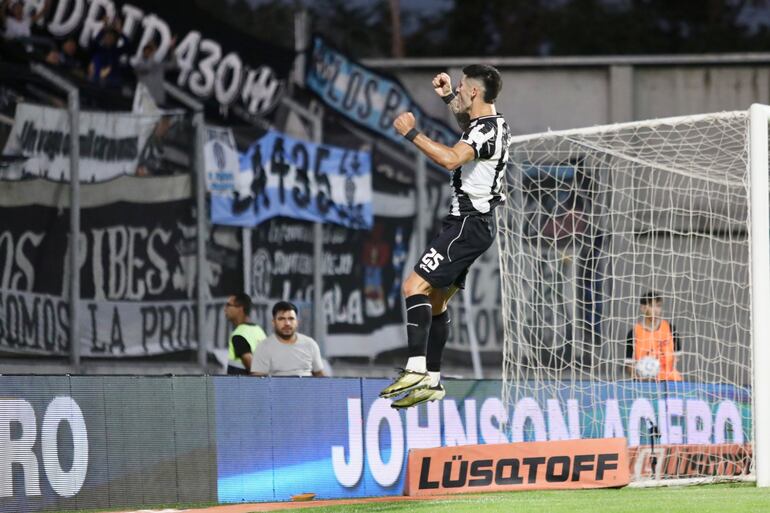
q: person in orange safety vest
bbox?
[626,291,682,381]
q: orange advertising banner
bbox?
[404,438,630,496]
[627,443,752,480]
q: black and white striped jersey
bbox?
[449,114,510,216]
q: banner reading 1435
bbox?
[210,130,373,229]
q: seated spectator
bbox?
[133,37,177,107]
[1,0,49,41]
[88,18,129,88]
[251,301,325,377]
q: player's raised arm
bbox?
[393,111,475,170]
[433,72,470,132]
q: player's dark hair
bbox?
[232,292,252,315]
[272,301,298,318]
[640,291,663,306]
[462,64,502,103]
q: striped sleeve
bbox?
[460,122,497,159]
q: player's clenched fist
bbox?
[393,112,416,136]
[432,73,452,96]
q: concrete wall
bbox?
[363,54,770,133]
[635,66,770,120]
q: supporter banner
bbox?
[0,175,240,300]
[211,130,373,229]
[215,379,751,503]
[43,0,294,122]
[1,104,158,181]
[404,438,629,496]
[0,290,233,357]
[204,125,239,193]
[627,443,751,480]
[306,36,458,148]
[0,175,242,356]
[248,215,414,350]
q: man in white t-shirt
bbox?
[1,0,49,40]
[250,301,325,377]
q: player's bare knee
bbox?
[403,273,431,297]
[429,290,450,315]
[402,281,427,297]
[431,303,447,316]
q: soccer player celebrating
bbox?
[381,65,511,409]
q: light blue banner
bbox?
[306,36,458,148]
[209,130,373,229]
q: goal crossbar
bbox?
[508,110,747,145]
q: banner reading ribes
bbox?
[209,129,373,230]
[0,175,241,356]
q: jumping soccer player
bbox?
[381,65,510,409]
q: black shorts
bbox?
[414,214,495,289]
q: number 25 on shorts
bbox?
[420,248,445,273]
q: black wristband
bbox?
[441,92,455,104]
[404,128,420,142]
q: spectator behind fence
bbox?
[133,37,177,107]
[225,293,266,375]
[88,18,129,88]
[626,290,683,381]
[1,0,54,62]
[1,0,49,41]
[251,301,325,377]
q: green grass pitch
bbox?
[287,483,769,513]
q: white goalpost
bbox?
[496,104,770,485]
[749,104,770,488]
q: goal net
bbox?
[496,109,764,484]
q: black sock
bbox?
[405,294,432,358]
[426,310,450,372]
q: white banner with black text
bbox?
[2,103,159,181]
